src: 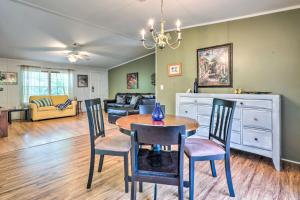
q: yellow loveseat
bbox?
[29,95,77,121]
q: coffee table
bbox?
[8,108,30,124]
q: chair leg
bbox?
[210,160,217,177]
[167,145,171,151]
[225,155,235,197]
[124,154,129,193]
[178,181,184,200]
[87,152,95,189]
[98,155,104,172]
[131,179,137,200]
[139,181,143,193]
[189,158,195,200]
[154,184,157,200]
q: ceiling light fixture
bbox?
[140,0,182,50]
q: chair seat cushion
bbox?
[185,138,225,157]
[95,133,131,153]
[138,149,179,175]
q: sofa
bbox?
[104,93,155,113]
[29,95,77,121]
[104,93,155,124]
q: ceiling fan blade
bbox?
[22,47,67,52]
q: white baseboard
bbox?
[281,158,300,165]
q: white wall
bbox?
[0,57,108,118]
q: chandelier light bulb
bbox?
[148,19,154,30]
[141,29,146,40]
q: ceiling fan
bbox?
[64,43,90,63]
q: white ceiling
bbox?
[0,0,300,68]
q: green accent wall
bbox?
[109,53,155,98]
[156,9,300,161]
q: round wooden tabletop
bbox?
[116,114,199,134]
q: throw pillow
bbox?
[116,95,126,104]
[130,95,141,105]
[57,99,72,110]
[32,98,52,107]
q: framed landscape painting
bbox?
[0,72,18,85]
[197,43,233,87]
[168,63,182,77]
[127,72,138,89]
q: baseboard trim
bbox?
[281,158,300,165]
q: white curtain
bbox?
[21,65,74,105]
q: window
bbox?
[21,66,73,104]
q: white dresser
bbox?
[176,93,281,170]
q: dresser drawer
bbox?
[236,100,272,109]
[180,97,212,104]
[231,131,241,144]
[179,104,197,120]
[198,105,241,120]
[243,109,272,130]
[243,128,272,150]
[232,120,241,132]
[197,115,210,126]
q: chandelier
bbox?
[140,0,182,50]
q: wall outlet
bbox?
[160,84,164,90]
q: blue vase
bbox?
[152,102,165,121]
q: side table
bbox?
[8,108,30,124]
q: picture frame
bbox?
[197,43,233,87]
[127,72,138,89]
[77,74,88,87]
[0,72,18,85]
[168,63,182,77]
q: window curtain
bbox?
[20,66,74,105]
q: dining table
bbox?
[116,114,199,136]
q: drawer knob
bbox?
[254,138,258,141]
[240,102,244,105]
[185,111,188,113]
[254,118,258,121]
[194,100,197,103]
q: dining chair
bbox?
[185,98,236,199]
[130,124,186,200]
[85,98,130,192]
[139,104,165,115]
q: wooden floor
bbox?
[0,115,299,200]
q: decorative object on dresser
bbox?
[0,71,18,85]
[168,63,182,77]
[127,72,138,89]
[193,78,198,93]
[77,75,88,87]
[197,43,233,87]
[0,108,8,138]
[176,93,281,170]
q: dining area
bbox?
[84,98,236,200]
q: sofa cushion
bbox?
[116,95,126,104]
[51,95,69,106]
[140,98,156,105]
[130,95,141,105]
[107,103,125,108]
[57,99,72,110]
[38,106,57,111]
[32,98,53,107]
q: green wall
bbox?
[156,9,300,161]
[109,53,155,98]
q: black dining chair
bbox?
[139,105,165,115]
[185,98,236,199]
[130,124,186,200]
[85,98,131,192]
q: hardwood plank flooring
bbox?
[0,115,299,199]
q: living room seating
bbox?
[185,98,236,199]
[85,98,130,192]
[105,93,155,124]
[29,95,77,121]
[104,93,155,113]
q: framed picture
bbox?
[77,75,88,87]
[168,63,182,77]
[197,43,233,87]
[127,72,138,89]
[0,72,18,85]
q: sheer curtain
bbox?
[20,65,74,105]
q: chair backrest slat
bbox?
[85,98,105,147]
[209,98,236,150]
